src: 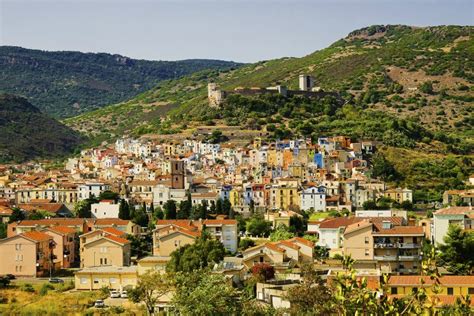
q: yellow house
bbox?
[80,234,131,268]
[267,149,277,167]
[388,275,474,301]
[137,256,171,275]
[270,185,300,210]
[75,266,138,290]
[152,226,199,256]
[229,187,242,207]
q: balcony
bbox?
[398,255,421,261]
[398,243,421,249]
[398,268,417,274]
[374,243,397,249]
[374,255,398,261]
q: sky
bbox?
[1,0,472,63]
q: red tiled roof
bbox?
[435,206,472,216]
[388,275,474,286]
[265,243,286,253]
[17,218,85,226]
[93,218,130,226]
[290,237,315,247]
[104,234,130,245]
[46,226,76,235]
[374,226,424,235]
[101,227,126,237]
[0,205,13,216]
[203,219,237,225]
[22,231,53,242]
[277,240,300,250]
[318,217,363,229]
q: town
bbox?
[0,134,472,313]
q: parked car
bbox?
[110,290,120,298]
[49,278,64,284]
[94,300,105,308]
[120,290,128,298]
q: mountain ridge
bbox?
[0,46,242,118]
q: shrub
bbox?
[39,283,54,296]
[239,238,256,250]
[21,283,35,293]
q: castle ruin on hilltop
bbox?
[208,75,339,107]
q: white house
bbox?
[433,206,473,245]
[91,201,120,219]
[77,183,110,200]
[300,186,326,211]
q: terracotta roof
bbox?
[318,217,363,229]
[46,226,77,235]
[104,234,130,245]
[374,226,424,236]
[21,231,53,242]
[277,240,300,250]
[203,219,237,225]
[389,275,474,286]
[435,206,472,216]
[19,203,65,213]
[290,237,315,247]
[0,205,13,216]
[93,218,130,226]
[101,227,126,237]
[265,243,286,253]
[17,218,85,226]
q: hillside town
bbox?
[0,135,472,312]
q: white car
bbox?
[120,290,128,298]
[110,290,120,298]
[94,300,105,308]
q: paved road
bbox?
[11,277,74,284]
[104,297,129,307]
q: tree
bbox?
[239,238,255,250]
[128,271,172,315]
[74,197,98,218]
[166,235,226,273]
[362,200,378,210]
[9,207,25,223]
[269,224,295,241]
[133,206,149,227]
[27,210,54,220]
[209,200,216,214]
[222,198,232,217]
[400,200,414,211]
[438,225,474,275]
[216,198,223,214]
[163,200,177,219]
[251,263,275,282]
[98,190,119,201]
[289,215,307,235]
[371,152,398,182]
[118,199,130,220]
[314,245,329,260]
[246,216,272,237]
[284,264,332,315]
[172,270,241,315]
[153,206,164,220]
[0,222,6,239]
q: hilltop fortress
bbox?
[208,75,340,107]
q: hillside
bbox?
[67,25,473,148]
[65,25,473,202]
[0,46,242,118]
[0,94,83,162]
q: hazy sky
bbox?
[1,0,472,63]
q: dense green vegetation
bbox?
[0,46,241,118]
[0,94,84,162]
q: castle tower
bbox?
[208,83,223,107]
[299,75,314,91]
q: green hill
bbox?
[65,25,473,202]
[0,46,242,118]
[0,94,84,162]
[66,25,473,149]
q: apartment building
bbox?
[343,219,424,274]
[79,230,131,268]
[44,226,77,269]
[0,231,54,277]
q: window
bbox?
[365,237,369,244]
[109,278,116,284]
[104,258,108,265]
[15,243,21,251]
[469,288,474,295]
[365,249,370,256]
[447,287,453,295]
[93,278,99,284]
[80,278,88,284]
[391,287,398,295]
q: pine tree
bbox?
[119,199,131,220]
